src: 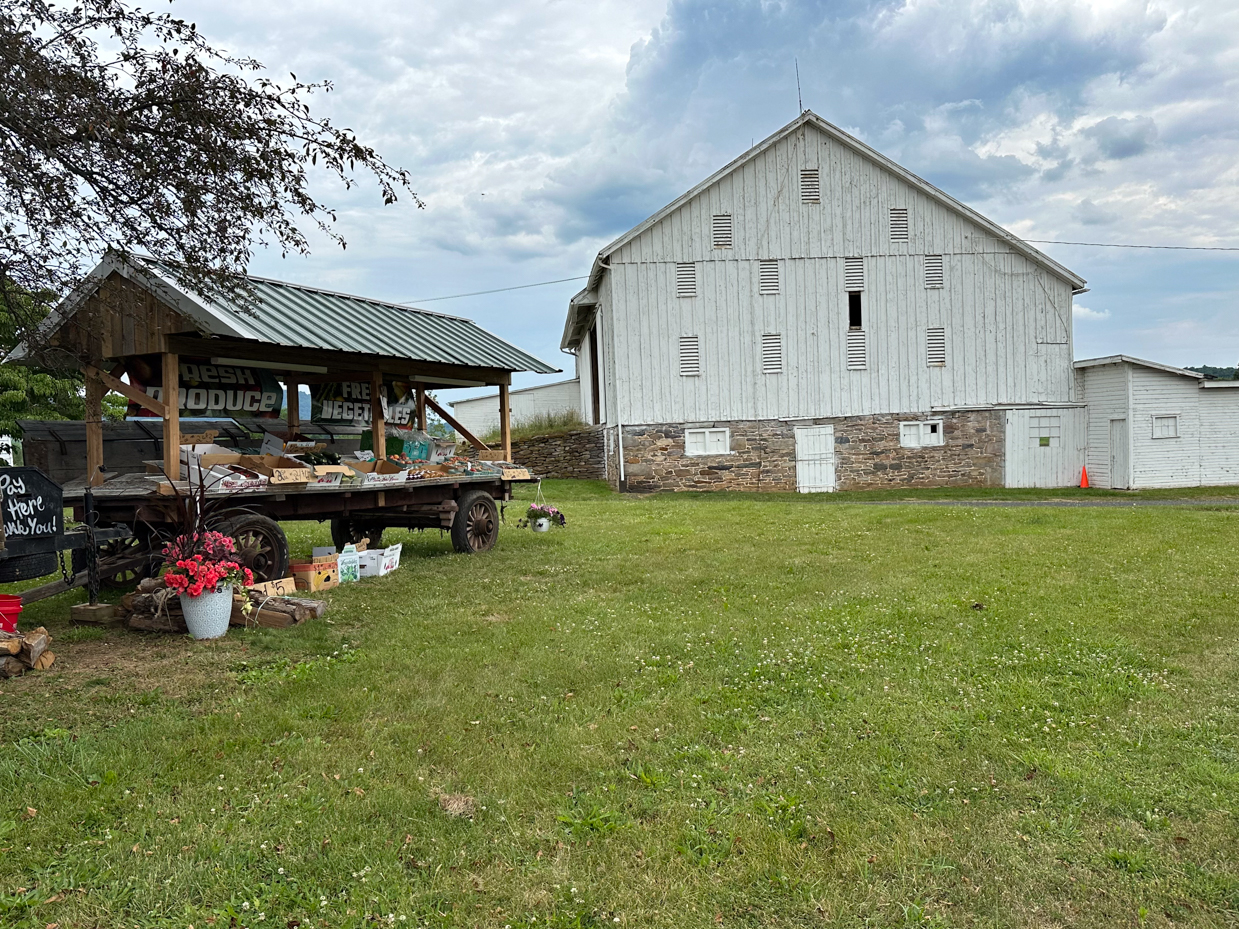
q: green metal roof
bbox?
[11,252,559,375]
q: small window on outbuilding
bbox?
[712,214,733,248]
[900,420,944,448]
[1029,415,1061,447]
[1152,414,1179,439]
[685,427,730,456]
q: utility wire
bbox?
[1027,239,1239,252]
[401,239,1237,304]
[400,275,587,305]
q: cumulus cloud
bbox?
[1081,116,1159,161]
[1073,305,1112,321]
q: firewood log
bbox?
[32,650,55,671]
[18,628,49,667]
[0,656,25,678]
[127,612,187,634]
[0,632,21,655]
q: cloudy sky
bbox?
[177,0,1239,395]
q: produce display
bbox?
[299,450,343,466]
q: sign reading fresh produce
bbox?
[125,357,283,419]
[311,380,417,429]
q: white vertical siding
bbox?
[1128,368,1202,488]
[1079,363,1129,488]
[450,380,582,437]
[603,122,1075,426]
[1003,407,1087,487]
[1199,388,1239,485]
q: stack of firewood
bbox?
[0,627,55,678]
[116,577,326,633]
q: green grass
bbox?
[2,480,1238,928]
[479,409,587,444]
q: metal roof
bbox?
[1073,355,1204,379]
[10,252,559,375]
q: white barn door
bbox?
[795,425,836,493]
[1003,408,1087,487]
[1109,419,1130,489]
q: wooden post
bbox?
[498,383,511,463]
[286,377,300,436]
[370,371,385,460]
[161,352,179,478]
[84,369,105,487]
[415,387,427,432]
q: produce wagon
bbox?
[5,251,560,589]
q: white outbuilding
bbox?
[1075,355,1239,489]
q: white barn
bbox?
[561,110,1090,492]
[448,378,582,438]
[1076,356,1239,489]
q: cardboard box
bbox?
[251,577,297,597]
[307,464,353,488]
[180,443,239,482]
[337,545,361,583]
[261,434,323,457]
[290,559,339,592]
[500,467,531,480]
[239,455,313,484]
[345,459,407,486]
[202,465,268,494]
[358,542,402,578]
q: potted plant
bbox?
[162,531,253,639]
[519,503,566,533]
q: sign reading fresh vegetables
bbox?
[311,380,417,429]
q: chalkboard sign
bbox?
[0,467,64,555]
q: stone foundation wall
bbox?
[467,426,606,480]
[615,410,1004,493]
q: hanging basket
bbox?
[518,481,566,530]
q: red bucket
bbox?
[0,594,22,634]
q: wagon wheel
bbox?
[97,534,158,590]
[450,490,499,554]
[219,514,290,583]
[330,518,384,551]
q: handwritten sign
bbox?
[0,468,63,540]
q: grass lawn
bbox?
[1,480,1237,928]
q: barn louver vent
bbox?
[800,168,820,203]
[844,257,864,291]
[846,329,867,370]
[712,214,733,248]
[925,254,944,288]
[927,327,946,366]
[761,333,783,374]
[758,259,779,295]
[890,208,909,241]
[676,262,696,298]
[679,335,701,376]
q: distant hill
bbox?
[1186,366,1237,380]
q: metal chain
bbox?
[58,550,72,584]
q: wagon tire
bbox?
[218,513,289,583]
[451,490,499,554]
[73,529,159,590]
[330,518,384,551]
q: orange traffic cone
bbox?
[1080,465,1090,489]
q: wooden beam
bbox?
[370,371,386,461]
[164,335,515,387]
[286,377,300,435]
[415,387,427,432]
[161,352,179,478]
[83,364,166,418]
[423,394,489,451]
[498,383,512,462]
[84,370,105,487]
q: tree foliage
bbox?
[0,0,417,363]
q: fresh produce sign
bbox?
[125,357,283,419]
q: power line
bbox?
[401,275,588,305]
[1027,239,1239,252]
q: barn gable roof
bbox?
[563,109,1086,350]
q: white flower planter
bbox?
[532,518,550,533]
[180,586,233,640]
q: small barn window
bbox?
[1152,414,1179,439]
[761,333,783,374]
[846,329,866,370]
[844,257,864,291]
[925,255,944,288]
[800,168,820,203]
[685,427,730,456]
[848,292,863,330]
[712,214,733,248]
[926,327,946,366]
[679,335,700,377]
[676,262,696,298]
[890,208,909,242]
[1029,415,1061,447]
[758,259,779,295]
[900,420,944,448]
